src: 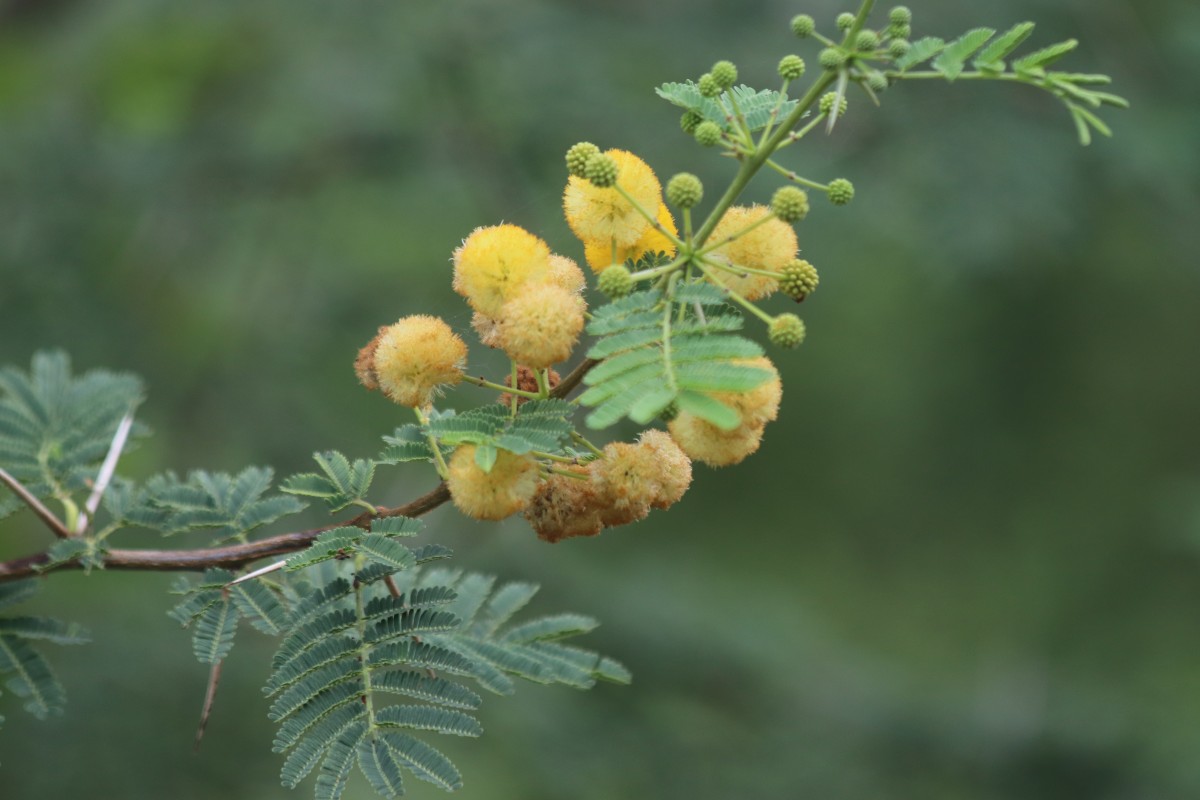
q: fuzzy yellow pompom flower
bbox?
[668,413,765,467]
[470,311,502,349]
[712,357,782,430]
[582,204,679,272]
[447,446,540,521]
[637,429,693,509]
[563,149,662,249]
[703,205,798,300]
[592,429,693,525]
[548,254,587,295]
[452,224,552,317]
[524,466,605,543]
[358,315,467,408]
[496,283,586,369]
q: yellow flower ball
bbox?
[471,311,502,349]
[447,446,540,521]
[452,224,552,317]
[496,283,586,369]
[703,205,798,300]
[563,149,661,249]
[548,254,587,295]
[668,413,765,467]
[582,204,679,272]
[524,466,605,543]
[368,315,467,408]
[638,429,693,509]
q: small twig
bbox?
[383,575,402,598]
[193,659,223,752]
[77,413,135,535]
[0,466,72,539]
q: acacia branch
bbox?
[0,467,73,540]
[0,356,601,583]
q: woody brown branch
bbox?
[0,358,599,583]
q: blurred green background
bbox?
[1,0,1198,797]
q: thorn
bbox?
[194,660,223,752]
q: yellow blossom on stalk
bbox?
[524,466,605,543]
[563,149,661,249]
[447,446,539,521]
[582,204,679,272]
[712,357,782,429]
[703,205,798,300]
[358,315,467,408]
[668,413,765,467]
[592,429,693,525]
[637,430,693,509]
[548,254,587,295]
[496,283,586,369]
[452,224,551,316]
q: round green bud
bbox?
[836,12,856,31]
[566,142,599,179]
[791,14,816,38]
[658,401,679,423]
[694,121,723,147]
[819,92,848,117]
[711,60,738,90]
[779,259,819,300]
[598,264,635,299]
[680,110,704,134]
[778,54,807,81]
[889,22,912,40]
[827,178,855,206]
[698,73,721,98]
[889,6,912,25]
[585,154,619,188]
[866,71,889,92]
[770,186,810,223]
[888,39,911,58]
[855,30,880,51]
[667,173,704,209]
[819,48,847,70]
[769,314,807,349]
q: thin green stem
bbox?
[662,273,681,393]
[535,369,550,398]
[764,159,829,192]
[533,451,580,464]
[461,373,539,399]
[547,466,589,480]
[774,111,829,150]
[353,554,378,729]
[414,408,450,479]
[629,254,689,283]
[612,185,685,249]
[695,211,780,257]
[570,431,605,458]
[510,361,519,416]
[695,258,774,324]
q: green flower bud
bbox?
[778,54,807,80]
[827,178,855,206]
[836,12,856,31]
[888,39,911,58]
[698,73,721,98]
[819,48,847,70]
[855,30,880,51]
[694,121,723,147]
[566,142,599,179]
[667,173,704,209]
[889,22,912,40]
[711,60,738,90]
[791,14,816,38]
[658,401,679,423]
[779,259,819,300]
[769,314,807,349]
[889,6,912,25]
[819,92,848,117]
[680,110,704,134]
[866,71,889,92]
[770,186,809,223]
[598,264,635,298]
[585,154,619,188]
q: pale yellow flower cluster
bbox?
[563,149,678,272]
[669,357,783,467]
[454,225,587,369]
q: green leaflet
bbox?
[0,580,87,722]
[282,451,375,512]
[134,467,305,541]
[0,351,145,510]
[656,81,799,133]
[581,285,766,429]
[419,400,575,467]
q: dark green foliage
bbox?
[0,581,87,729]
[264,562,624,799]
[134,467,306,541]
[376,426,434,465]
[656,82,799,134]
[282,451,375,512]
[425,400,575,468]
[169,567,291,664]
[579,287,768,429]
[0,351,145,520]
